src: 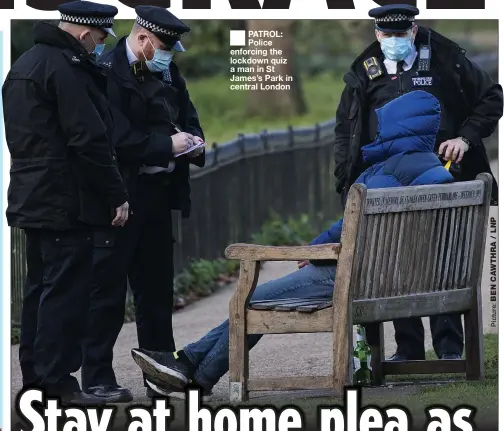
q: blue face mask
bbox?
[146,49,173,72]
[93,43,105,57]
[143,37,174,72]
[88,34,105,58]
[379,34,413,62]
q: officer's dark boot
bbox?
[430,313,464,359]
[389,317,426,360]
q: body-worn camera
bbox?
[363,57,383,80]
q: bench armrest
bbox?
[224,243,341,261]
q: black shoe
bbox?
[441,353,461,360]
[86,385,133,403]
[60,391,108,406]
[132,348,190,389]
[146,379,212,402]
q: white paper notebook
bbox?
[175,142,205,157]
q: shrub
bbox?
[251,211,318,246]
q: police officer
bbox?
[3,1,128,405]
[81,6,205,402]
[333,5,502,361]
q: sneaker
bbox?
[441,353,462,360]
[146,379,212,402]
[131,348,190,388]
[387,352,425,361]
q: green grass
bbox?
[186,72,344,145]
[387,332,498,383]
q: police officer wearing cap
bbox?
[80,6,205,401]
[3,1,128,405]
[333,5,502,362]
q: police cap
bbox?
[369,4,419,33]
[58,0,118,37]
[135,6,189,52]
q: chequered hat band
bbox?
[136,16,181,38]
[60,13,114,27]
[375,14,414,23]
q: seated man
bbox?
[131,90,454,399]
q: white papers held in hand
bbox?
[175,141,206,157]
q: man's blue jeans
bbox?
[183,264,337,390]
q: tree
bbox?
[245,20,307,117]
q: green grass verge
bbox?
[187,72,344,145]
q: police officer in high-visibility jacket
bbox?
[332,4,502,361]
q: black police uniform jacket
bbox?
[2,21,128,230]
[333,26,502,205]
[99,37,205,218]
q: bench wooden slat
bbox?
[423,209,438,294]
[384,213,400,298]
[225,243,341,261]
[412,211,428,294]
[401,211,415,296]
[393,213,406,297]
[365,214,380,299]
[434,209,449,292]
[357,223,369,299]
[465,206,478,287]
[453,207,467,291]
[274,300,329,311]
[448,207,462,291]
[248,376,333,391]
[460,206,473,287]
[249,298,329,311]
[353,288,473,323]
[364,180,484,214]
[246,289,473,334]
[378,213,393,297]
[297,302,333,313]
[441,208,456,291]
[250,299,333,312]
[247,307,333,334]
[382,359,466,375]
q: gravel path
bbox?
[10,160,498,403]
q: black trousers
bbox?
[392,314,464,359]
[82,174,175,390]
[19,229,93,396]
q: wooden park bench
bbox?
[224,173,492,402]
